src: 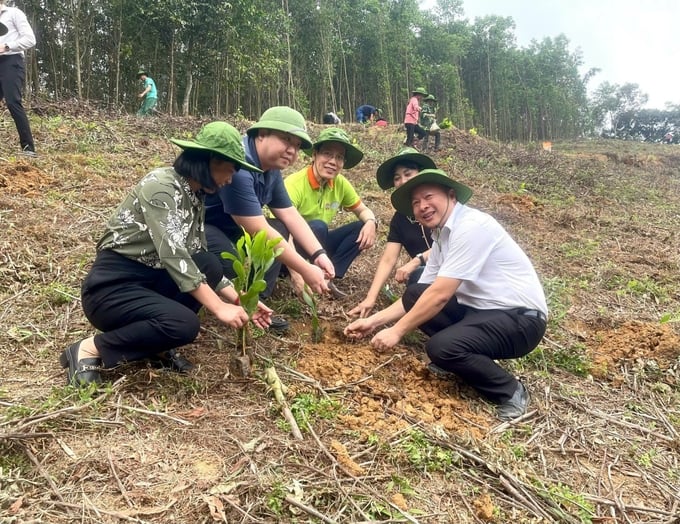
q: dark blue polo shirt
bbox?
[205,135,293,238]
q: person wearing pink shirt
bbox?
[403,87,428,148]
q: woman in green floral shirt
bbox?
[60,122,273,386]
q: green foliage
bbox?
[265,482,286,516]
[290,393,341,431]
[549,343,592,376]
[544,482,595,522]
[43,281,79,306]
[394,430,460,473]
[439,117,454,129]
[221,229,282,353]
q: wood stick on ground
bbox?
[284,495,338,524]
[264,365,303,440]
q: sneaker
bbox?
[427,362,457,380]
[269,316,289,334]
[496,382,530,421]
[328,280,348,299]
[19,147,37,158]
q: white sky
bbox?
[420,0,679,109]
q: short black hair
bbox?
[393,160,421,173]
[173,149,231,192]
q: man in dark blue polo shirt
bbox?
[205,107,334,330]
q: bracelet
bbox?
[365,217,378,227]
[416,253,425,265]
[310,248,327,262]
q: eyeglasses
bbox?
[318,150,345,163]
[270,131,302,151]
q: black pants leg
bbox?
[405,124,416,146]
[402,283,546,403]
[0,54,35,151]
[299,220,363,278]
[81,250,222,367]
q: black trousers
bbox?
[0,54,35,151]
[299,220,362,278]
[405,123,427,146]
[205,219,289,299]
[80,250,223,367]
[402,283,546,403]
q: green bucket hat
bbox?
[424,94,436,102]
[246,106,312,149]
[412,87,428,96]
[137,68,147,77]
[391,168,473,217]
[0,22,8,37]
[376,147,437,190]
[307,127,363,169]
[170,121,262,173]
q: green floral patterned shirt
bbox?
[420,102,436,129]
[97,167,231,293]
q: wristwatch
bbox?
[416,253,425,265]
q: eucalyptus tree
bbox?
[461,15,516,139]
[591,82,648,137]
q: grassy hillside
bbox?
[1,111,679,523]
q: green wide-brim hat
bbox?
[137,69,147,77]
[391,168,473,217]
[424,94,436,101]
[246,106,312,149]
[412,87,428,96]
[306,127,363,169]
[170,121,262,173]
[376,147,437,190]
[0,22,8,37]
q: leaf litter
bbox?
[0,112,679,523]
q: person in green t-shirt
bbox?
[59,122,273,387]
[137,68,158,116]
[284,127,377,296]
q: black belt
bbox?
[518,309,547,322]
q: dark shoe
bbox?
[427,362,457,380]
[496,382,530,421]
[151,349,194,373]
[328,280,348,299]
[59,342,102,386]
[270,316,289,334]
[19,146,37,158]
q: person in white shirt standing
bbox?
[344,169,548,421]
[0,2,36,156]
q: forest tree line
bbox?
[15,0,680,142]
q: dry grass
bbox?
[1,108,679,523]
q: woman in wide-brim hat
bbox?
[404,87,429,148]
[348,146,437,318]
[59,122,273,387]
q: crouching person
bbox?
[344,169,547,420]
[284,128,377,296]
[60,122,272,386]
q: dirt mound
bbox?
[589,321,680,382]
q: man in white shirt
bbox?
[344,169,548,420]
[0,1,36,155]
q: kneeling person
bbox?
[344,169,547,420]
[285,128,377,295]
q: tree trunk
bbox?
[182,48,193,116]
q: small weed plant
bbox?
[301,285,324,342]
